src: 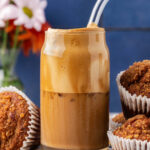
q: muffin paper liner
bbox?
[116,71,150,119]
[109,113,122,130]
[107,130,150,150]
[0,86,40,150]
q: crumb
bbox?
[112,113,126,124]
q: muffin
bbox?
[116,60,150,119]
[108,115,150,150]
[0,86,40,150]
[110,113,126,130]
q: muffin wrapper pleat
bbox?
[109,113,122,130]
[116,71,150,119]
[0,86,40,150]
[107,130,150,150]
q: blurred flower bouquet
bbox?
[0,0,49,89]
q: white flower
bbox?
[0,0,18,27]
[14,0,47,31]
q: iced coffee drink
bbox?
[41,27,110,149]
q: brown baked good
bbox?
[120,60,150,98]
[112,113,125,124]
[0,91,31,150]
[117,60,150,119]
[113,115,150,141]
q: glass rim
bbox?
[46,27,105,35]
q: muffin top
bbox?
[0,92,30,150]
[112,113,126,124]
[113,115,150,141]
[120,60,150,98]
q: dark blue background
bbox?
[15,0,150,112]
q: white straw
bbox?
[87,0,102,26]
[95,0,109,25]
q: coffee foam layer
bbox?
[41,27,109,93]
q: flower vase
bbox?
[0,49,23,90]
